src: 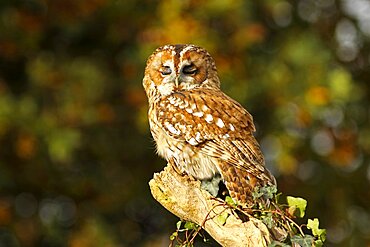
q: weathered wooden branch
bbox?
[149,165,272,247]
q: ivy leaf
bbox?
[215,211,229,226]
[253,185,277,200]
[264,185,278,199]
[176,220,182,230]
[291,235,315,247]
[184,221,197,230]
[225,196,237,206]
[307,218,326,242]
[286,196,307,218]
[262,213,274,228]
[169,231,178,240]
[315,240,324,247]
[268,240,290,247]
[252,189,264,200]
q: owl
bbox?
[143,44,276,204]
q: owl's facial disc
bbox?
[160,53,206,91]
[145,44,220,97]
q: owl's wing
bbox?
[157,88,270,180]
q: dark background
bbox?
[0,0,369,246]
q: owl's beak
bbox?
[175,76,180,87]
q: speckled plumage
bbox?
[143,44,276,204]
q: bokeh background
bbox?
[0,0,369,246]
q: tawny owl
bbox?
[143,44,276,204]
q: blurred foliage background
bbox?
[0,0,369,246]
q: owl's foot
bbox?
[168,159,188,177]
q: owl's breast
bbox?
[148,108,220,180]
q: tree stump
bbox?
[149,165,272,247]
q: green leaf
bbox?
[184,221,197,230]
[262,213,274,228]
[268,241,290,247]
[253,185,277,200]
[170,231,178,240]
[307,218,326,242]
[252,188,264,200]
[291,235,315,247]
[264,185,278,199]
[215,211,229,226]
[315,240,324,247]
[286,196,307,218]
[176,220,182,230]
[225,196,237,206]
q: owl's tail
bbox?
[218,162,276,205]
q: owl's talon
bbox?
[168,159,183,176]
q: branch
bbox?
[149,165,272,247]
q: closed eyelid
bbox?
[160,66,172,75]
[182,64,197,74]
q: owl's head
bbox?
[143,44,220,98]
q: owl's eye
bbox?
[182,65,197,75]
[160,66,172,75]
